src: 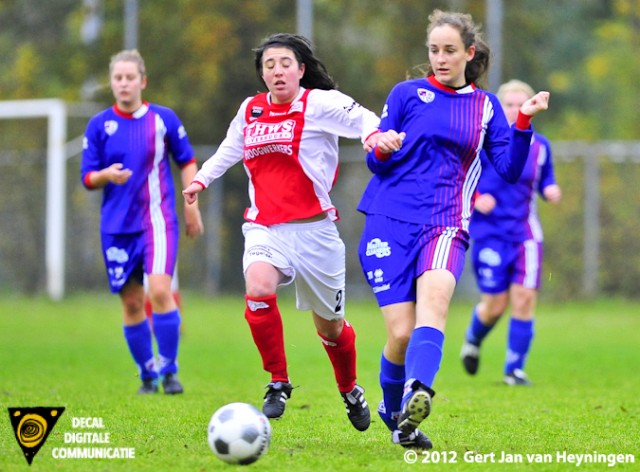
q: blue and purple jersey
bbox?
[81,102,195,234]
[470,133,556,243]
[357,75,533,234]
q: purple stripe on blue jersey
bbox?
[358,77,531,234]
[81,103,194,235]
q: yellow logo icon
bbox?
[8,407,65,465]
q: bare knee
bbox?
[245,262,281,298]
[147,287,174,310]
[314,315,343,339]
[510,285,537,319]
[120,283,145,324]
[478,293,509,324]
[245,281,277,299]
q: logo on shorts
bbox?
[8,407,65,465]
[106,247,129,264]
[478,248,501,266]
[367,269,385,284]
[368,269,389,293]
[478,267,497,287]
[372,284,391,293]
[365,238,391,258]
[108,266,125,287]
[247,245,273,260]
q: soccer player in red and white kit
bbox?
[183,33,382,431]
[81,49,204,395]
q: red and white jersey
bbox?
[194,87,380,225]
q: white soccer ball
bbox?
[207,402,272,465]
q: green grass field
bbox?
[1,293,638,471]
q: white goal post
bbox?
[0,99,67,300]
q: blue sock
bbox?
[152,309,182,376]
[505,318,534,374]
[378,354,405,431]
[465,306,495,346]
[403,327,444,405]
[123,319,157,380]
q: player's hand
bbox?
[368,130,406,154]
[543,184,562,204]
[183,203,204,238]
[520,91,550,117]
[363,131,381,152]
[106,163,132,185]
[474,193,496,214]
[182,182,204,205]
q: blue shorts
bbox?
[358,214,469,307]
[101,227,178,293]
[471,238,543,293]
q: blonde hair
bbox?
[109,49,146,77]
[496,79,534,101]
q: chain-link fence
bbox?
[1,110,639,300]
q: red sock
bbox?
[318,319,357,393]
[244,294,288,383]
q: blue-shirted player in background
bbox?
[81,49,204,394]
[357,10,550,449]
[461,79,562,386]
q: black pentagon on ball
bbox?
[214,438,230,455]
[240,424,259,443]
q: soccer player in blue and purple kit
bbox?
[460,79,562,386]
[357,10,550,449]
[81,49,204,395]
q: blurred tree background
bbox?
[0,0,639,300]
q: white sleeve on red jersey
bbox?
[306,89,380,142]
[194,97,250,187]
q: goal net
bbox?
[0,99,103,300]
[0,99,223,300]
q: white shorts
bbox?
[242,217,346,320]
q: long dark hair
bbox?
[425,10,491,86]
[253,33,336,90]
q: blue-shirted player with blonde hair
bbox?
[460,79,562,386]
[358,10,551,449]
[81,49,204,394]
